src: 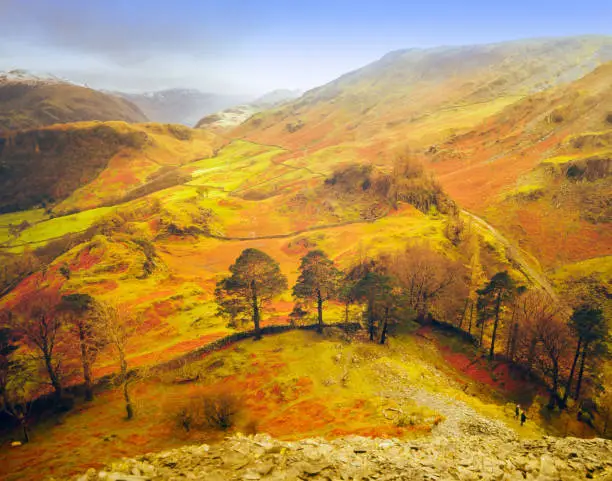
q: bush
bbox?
[174,391,241,432]
[203,392,240,431]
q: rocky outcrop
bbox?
[70,432,612,481]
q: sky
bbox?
[0,0,610,95]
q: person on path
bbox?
[520,410,527,426]
[515,404,520,419]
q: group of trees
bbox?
[2,241,609,442]
[216,245,610,430]
[456,271,609,416]
[0,280,140,442]
[215,244,468,345]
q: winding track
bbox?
[462,210,557,298]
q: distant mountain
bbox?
[116,89,253,127]
[0,70,147,130]
[195,88,300,131]
[253,89,302,107]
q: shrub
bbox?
[203,392,240,431]
[173,392,241,432]
[176,407,194,432]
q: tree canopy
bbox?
[215,248,287,339]
[293,250,341,333]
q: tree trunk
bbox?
[43,352,62,402]
[479,318,485,347]
[316,288,323,334]
[459,298,469,330]
[489,289,502,360]
[119,350,133,420]
[574,341,589,400]
[367,301,375,341]
[548,359,559,409]
[22,421,29,443]
[467,300,474,335]
[380,307,389,345]
[563,337,582,407]
[251,281,261,340]
[418,297,430,324]
[79,325,94,402]
[344,301,350,324]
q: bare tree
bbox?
[59,293,107,401]
[384,243,467,323]
[535,315,571,409]
[95,302,140,419]
[10,289,65,402]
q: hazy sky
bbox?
[0,0,610,95]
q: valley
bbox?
[0,33,611,481]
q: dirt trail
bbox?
[462,210,557,299]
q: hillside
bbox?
[234,36,612,152]
[0,122,220,214]
[428,61,612,271]
[117,89,252,126]
[228,36,612,277]
[0,72,147,130]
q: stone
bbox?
[255,462,275,476]
[539,455,558,478]
[65,432,612,481]
[222,453,250,470]
[242,471,261,480]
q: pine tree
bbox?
[477,271,516,360]
[216,249,287,339]
[564,305,607,403]
[293,250,341,333]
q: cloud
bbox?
[0,1,247,64]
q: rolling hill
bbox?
[0,122,220,214]
[0,71,147,130]
[228,36,612,278]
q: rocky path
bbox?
[69,432,612,481]
[377,360,516,441]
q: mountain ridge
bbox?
[0,74,148,130]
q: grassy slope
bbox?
[234,37,611,152]
[0,328,559,480]
[0,134,526,385]
[227,38,611,278]
[0,118,590,480]
[429,62,612,273]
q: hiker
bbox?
[520,410,527,426]
[515,404,520,419]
